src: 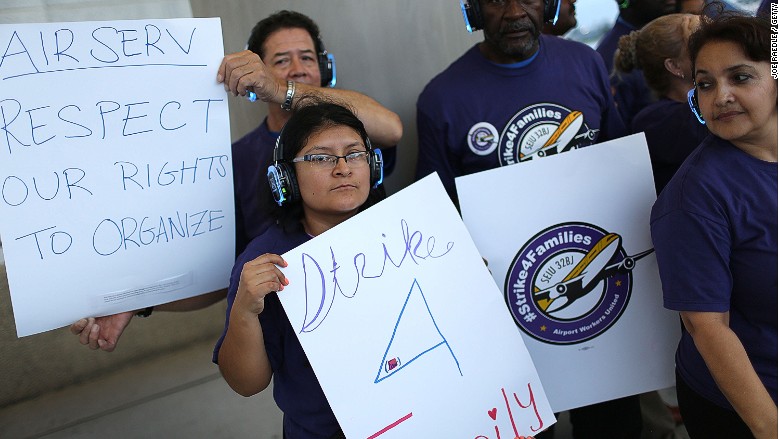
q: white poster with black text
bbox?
[0,18,233,336]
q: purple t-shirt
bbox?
[595,17,654,127]
[213,224,341,439]
[231,119,278,257]
[650,135,778,410]
[416,35,625,205]
[596,17,634,74]
[630,98,710,193]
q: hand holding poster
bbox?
[277,174,555,438]
[456,134,680,412]
[0,18,233,336]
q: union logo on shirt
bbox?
[466,122,500,156]
[489,103,599,166]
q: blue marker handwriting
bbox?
[1,24,203,81]
[0,97,224,155]
[14,207,225,260]
[297,218,455,333]
[114,155,228,190]
[91,208,224,256]
[2,167,92,207]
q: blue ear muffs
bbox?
[314,33,336,88]
[318,51,336,88]
[267,132,301,206]
[687,88,706,125]
[545,0,561,25]
[460,0,483,32]
[370,147,384,188]
[267,161,300,207]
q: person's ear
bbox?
[663,58,685,79]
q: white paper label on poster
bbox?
[0,18,233,337]
[278,174,555,438]
[456,134,680,413]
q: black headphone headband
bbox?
[460,0,561,32]
[267,125,384,206]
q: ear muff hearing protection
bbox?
[687,87,705,125]
[460,0,561,32]
[267,129,384,206]
[267,135,300,207]
[316,35,337,88]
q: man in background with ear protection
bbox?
[221,10,402,258]
[415,0,625,207]
[597,0,677,73]
[70,10,402,353]
[415,1,637,438]
[596,0,677,126]
[542,0,577,36]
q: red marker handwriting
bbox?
[473,383,544,439]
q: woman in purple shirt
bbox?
[214,100,385,439]
[650,10,777,439]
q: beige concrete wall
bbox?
[0,262,227,407]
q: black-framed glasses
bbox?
[290,151,370,169]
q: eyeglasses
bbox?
[290,151,370,169]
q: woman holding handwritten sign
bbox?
[212,99,385,439]
[650,9,777,439]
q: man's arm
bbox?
[217,50,403,147]
[154,289,227,311]
[681,311,778,439]
[70,289,228,352]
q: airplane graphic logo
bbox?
[505,222,653,345]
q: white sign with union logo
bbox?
[456,133,680,412]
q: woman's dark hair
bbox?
[259,97,385,233]
[688,4,772,73]
[246,10,323,59]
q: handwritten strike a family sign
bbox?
[278,174,555,438]
[0,18,233,336]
